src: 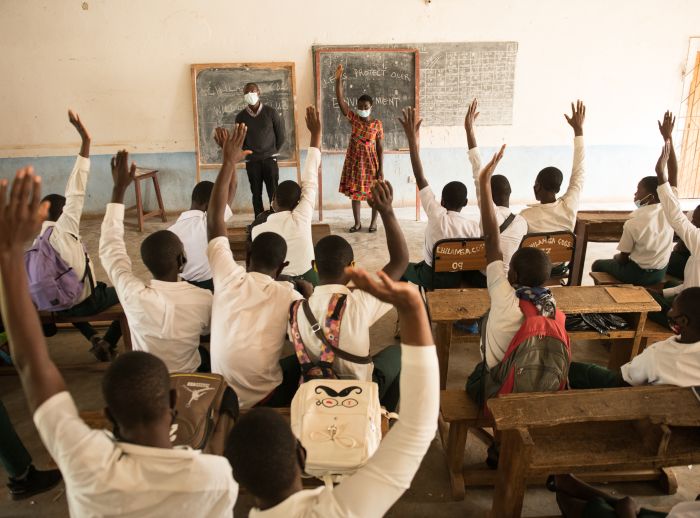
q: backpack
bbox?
[169,372,239,455]
[467,300,571,413]
[24,227,91,311]
[288,294,372,382]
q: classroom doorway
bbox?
[679,40,700,197]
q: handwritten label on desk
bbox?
[434,241,485,272]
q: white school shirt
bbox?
[35,155,94,304]
[33,391,237,517]
[658,183,700,297]
[667,501,700,517]
[617,203,674,270]
[484,261,523,368]
[100,203,212,373]
[621,336,700,386]
[169,205,233,283]
[252,147,321,276]
[291,284,392,381]
[249,345,439,518]
[419,186,481,266]
[468,147,529,268]
[208,236,302,409]
[520,136,586,233]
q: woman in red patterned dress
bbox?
[335,64,384,232]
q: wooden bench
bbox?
[227,223,332,261]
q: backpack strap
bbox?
[301,297,373,365]
[499,213,516,233]
[290,300,325,376]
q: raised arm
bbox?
[398,107,428,189]
[294,107,322,220]
[0,168,66,412]
[207,124,250,241]
[214,127,237,207]
[479,145,507,264]
[334,64,350,117]
[368,181,409,280]
[464,99,483,206]
[69,110,90,159]
[658,111,678,187]
[561,100,586,205]
[331,268,437,516]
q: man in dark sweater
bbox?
[235,82,286,217]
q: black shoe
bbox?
[108,345,119,361]
[89,336,111,362]
[7,465,62,501]
[486,443,500,469]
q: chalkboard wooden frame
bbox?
[190,62,301,183]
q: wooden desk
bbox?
[487,386,700,517]
[427,285,660,388]
[570,211,631,285]
[227,223,331,261]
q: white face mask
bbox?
[634,193,652,209]
[356,108,371,118]
[244,92,259,106]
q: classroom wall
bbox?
[1,0,698,214]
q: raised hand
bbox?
[658,111,675,141]
[367,180,394,214]
[0,167,49,251]
[464,98,479,132]
[68,110,91,158]
[564,100,585,136]
[110,150,137,203]
[655,140,671,181]
[305,106,322,149]
[346,267,422,312]
[214,127,229,149]
[398,107,422,141]
[335,64,344,81]
[479,144,506,184]
[223,123,252,166]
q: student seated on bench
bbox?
[592,132,674,286]
[100,150,212,373]
[398,107,480,290]
[249,106,322,286]
[292,180,409,412]
[35,111,121,361]
[465,98,527,284]
[0,168,237,516]
[169,175,234,292]
[207,121,312,410]
[569,287,700,388]
[225,267,439,517]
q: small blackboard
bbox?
[313,48,420,152]
[191,62,300,181]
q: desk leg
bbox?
[490,428,533,518]
[630,312,647,360]
[571,221,589,286]
[119,314,132,352]
[608,312,644,371]
[435,322,453,390]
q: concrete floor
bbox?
[1,204,699,517]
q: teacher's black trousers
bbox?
[246,158,279,217]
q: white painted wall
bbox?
[0,0,698,157]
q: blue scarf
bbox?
[515,286,556,318]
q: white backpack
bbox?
[291,379,382,481]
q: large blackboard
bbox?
[313,48,419,152]
[315,42,518,128]
[191,63,299,180]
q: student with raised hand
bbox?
[293,180,409,411]
[100,150,213,373]
[465,98,528,281]
[398,106,481,290]
[591,132,674,286]
[250,106,323,285]
[0,168,237,516]
[569,287,700,388]
[207,121,312,409]
[35,111,122,361]
[520,101,586,233]
[225,267,439,517]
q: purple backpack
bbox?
[24,227,90,311]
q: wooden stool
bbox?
[126,168,167,232]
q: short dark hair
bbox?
[441,181,468,210]
[140,230,183,278]
[42,194,66,222]
[510,247,551,287]
[225,408,299,502]
[314,235,354,278]
[491,174,512,202]
[536,167,564,193]
[639,176,660,199]
[250,232,287,271]
[358,94,373,106]
[675,287,700,327]
[191,181,214,207]
[244,82,260,93]
[275,180,302,210]
[102,351,170,429]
